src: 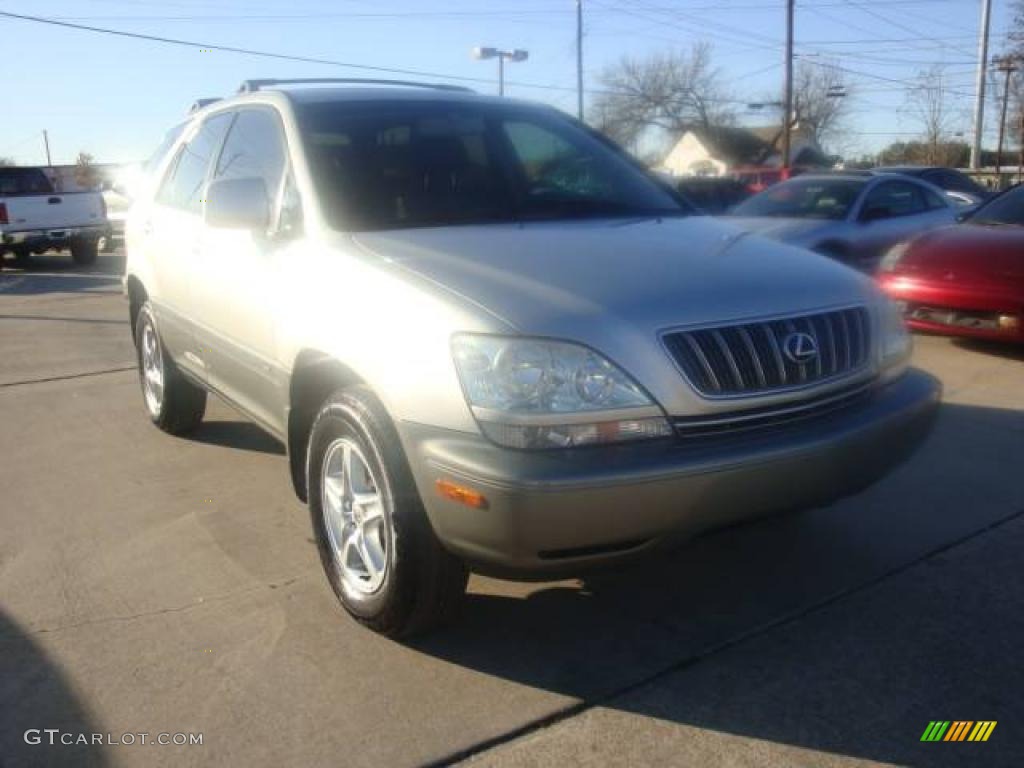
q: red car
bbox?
[878,184,1024,344]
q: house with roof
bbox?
[659,125,831,177]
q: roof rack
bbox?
[237,78,474,94]
[188,97,222,114]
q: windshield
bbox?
[298,100,687,231]
[968,185,1024,226]
[731,178,865,220]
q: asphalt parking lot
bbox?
[1,250,1022,768]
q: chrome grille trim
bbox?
[662,306,872,398]
[672,379,876,438]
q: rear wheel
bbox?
[307,386,467,638]
[70,237,98,266]
[134,302,206,435]
[11,246,31,268]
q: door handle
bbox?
[47,196,61,204]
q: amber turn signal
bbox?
[435,479,489,509]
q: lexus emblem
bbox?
[782,332,819,365]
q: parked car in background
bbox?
[100,179,133,252]
[125,79,938,638]
[674,176,751,215]
[874,166,990,207]
[878,184,1024,344]
[727,174,958,272]
[0,166,107,267]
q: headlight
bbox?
[451,334,672,449]
[879,241,909,272]
[878,297,911,382]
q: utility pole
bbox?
[994,56,1018,182]
[781,0,794,171]
[970,0,992,170]
[42,130,52,167]
[576,0,584,122]
[1018,108,1024,183]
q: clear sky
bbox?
[0,0,1015,166]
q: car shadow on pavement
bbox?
[0,252,124,296]
[411,401,1024,767]
[187,420,286,456]
[952,337,1024,362]
[0,611,109,768]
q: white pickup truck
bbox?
[0,167,108,267]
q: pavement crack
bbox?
[5,576,306,638]
[0,366,136,388]
[424,506,1024,768]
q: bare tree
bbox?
[907,65,961,165]
[0,156,14,167]
[592,43,734,148]
[73,151,100,189]
[792,60,851,150]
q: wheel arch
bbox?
[287,350,366,502]
[125,275,148,339]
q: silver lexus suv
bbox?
[125,79,940,637]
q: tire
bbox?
[307,386,468,638]
[134,302,206,435]
[70,237,98,266]
[11,246,31,268]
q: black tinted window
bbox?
[970,185,1024,226]
[157,113,233,212]
[214,109,287,204]
[922,186,948,210]
[863,181,926,217]
[0,168,54,196]
[298,101,684,231]
[732,178,864,220]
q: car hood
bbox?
[352,217,874,340]
[723,216,840,245]
[899,224,1024,285]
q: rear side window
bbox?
[213,108,287,205]
[863,181,927,217]
[0,168,54,196]
[142,123,187,177]
[922,186,948,210]
[156,113,233,213]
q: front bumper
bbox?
[880,274,1024,343]
[400,369,941,577]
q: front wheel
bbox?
[134,302,206,435]
[307,386,467,638]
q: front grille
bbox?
[663,306,871,397]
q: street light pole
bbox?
[970,0,993,170]
[781,0,794,170]
[42,129,52,167]
[472,47,529,97]
[994,56,1018,181]
[576,0,584,121]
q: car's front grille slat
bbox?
[664,306,871,397]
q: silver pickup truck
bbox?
[125,79,940,638]
[0,167,107,267]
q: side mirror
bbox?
[861,206,890,223]
[204,177,269,231]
